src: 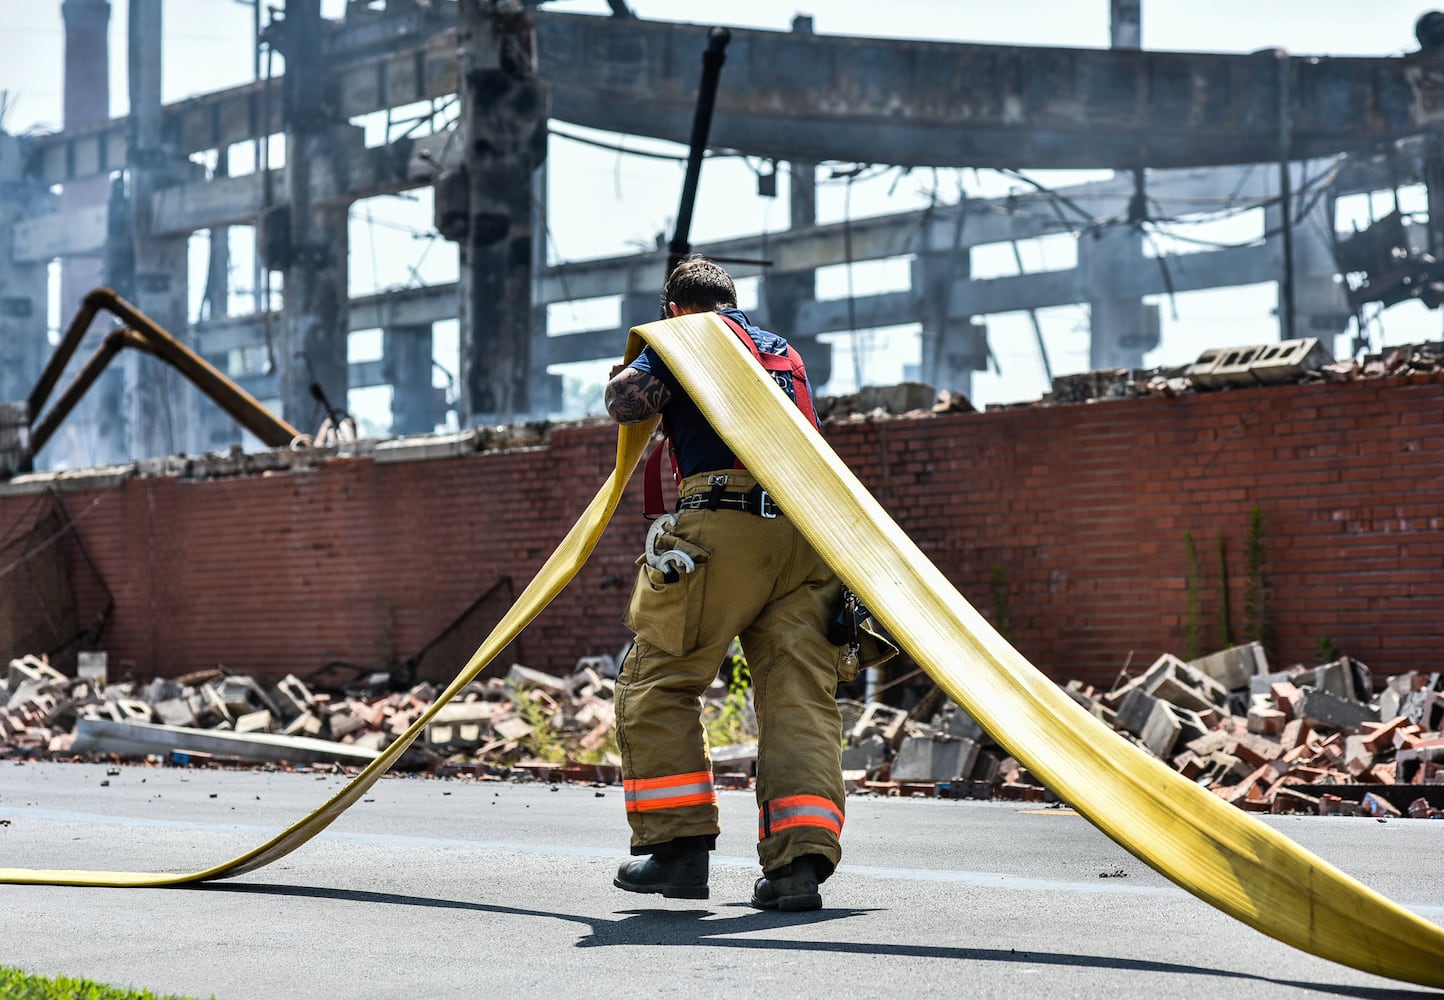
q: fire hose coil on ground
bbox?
[4,313,1444,988]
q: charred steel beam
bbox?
[21,11,1444,185]
[29,288,303,456]
[666,26,730,277]
[536,14,1444,170]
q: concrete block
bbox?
[424,701,495,749]
[152,696,199,728]
[850,702,909,744]
[1292,657,1370,703]
[6,678,57,711]
[841,734,889,773]
[199,684,235,724]
[268,674,315,724]
[325,703,369,739]
[1185,347,1227,389]
[235,709,272,734]
[1296,687,1379,734]
[1209,344,1268,386]
[283,711,323,737]
[1189,643,1269,692]
[76,651,108,686]
[143,677,185,703]
[1395,741,1444,784]
[1248,337,1333,384]
[1250,669,1295,699]
[1426,691,1444,733]
[214,675,282,718]
[505,663,570,695]
[111,698,154,723]
[8,656,66,691]
[891,735,978,783]
[1117,688,1182,758]
[1143,657,1229,713]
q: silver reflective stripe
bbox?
[624,780,715,805]
[770,803,841,825]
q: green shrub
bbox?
[0,966,207,1000]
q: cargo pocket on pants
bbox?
[623,555,709,657]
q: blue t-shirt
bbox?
[631,308,811,478]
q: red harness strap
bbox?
[642,317,815,519]
[716,313,818,428]
[642,439,673,520]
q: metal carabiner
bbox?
[644,513,696,577]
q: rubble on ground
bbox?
[988,340,1444,410]
[3,641,1442,819]
[844,642,1444,820]
[0,653,628,779]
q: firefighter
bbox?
[603,255,849,911]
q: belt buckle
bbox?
[756,489,778,518]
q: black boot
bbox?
[750,855,824,911]
[614,847,709,900]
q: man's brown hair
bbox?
[661,255,737,316]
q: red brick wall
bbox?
[6,371,1442,689]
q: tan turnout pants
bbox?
[616,470,848,875]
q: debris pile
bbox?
[836,643,1444,820]
[0,654,627,775]
[5,643,1444,819]
[996,340,1444,410]
[1081,647,1444,820]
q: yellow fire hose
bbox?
[4,313,1443,988]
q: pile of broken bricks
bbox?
[1076,645,1444,820]
[0,654,625,775]
[849,642,1444,820]
[4,641,1444,821]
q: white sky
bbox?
[2,0,1441,429]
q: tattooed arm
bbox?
[605,365,673,424]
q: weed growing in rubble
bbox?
[1215,530,1232,650]
[516,691,567,763]
[0,965,209,1000]
[1243,504,1274,662]
[704,639,757,747]
[1182,531,1202,660]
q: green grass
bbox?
[0,965,207,999]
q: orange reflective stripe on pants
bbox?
[759,794,844,838]
[624,771,717,813]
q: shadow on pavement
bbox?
[194,881,1428,999]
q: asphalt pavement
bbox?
[1,761,1441,999]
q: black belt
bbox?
[676,484,779,518]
